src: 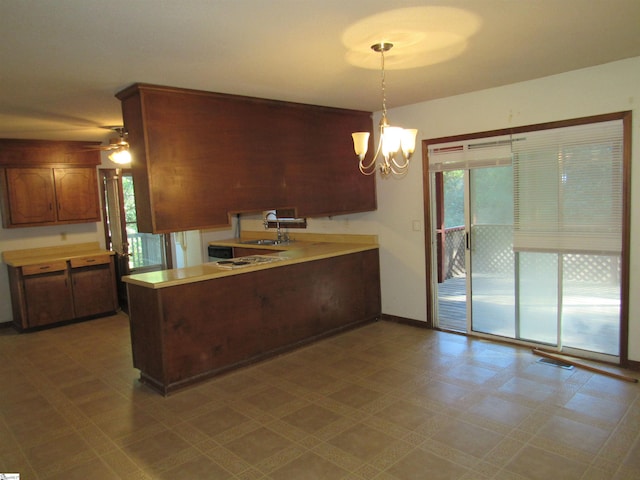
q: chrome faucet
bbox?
[264,211,288,244]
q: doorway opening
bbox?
[100,169,170,312]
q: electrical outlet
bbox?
[412,220,421,232]
[61,232,67,241]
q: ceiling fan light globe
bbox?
[109,148,131,164]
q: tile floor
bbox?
[1,313,639,479]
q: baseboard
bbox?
[380,313,431,329]
[626,359,640,371]
[0,321,13,329]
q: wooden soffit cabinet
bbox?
[0,138,102,167]
[115,83,375,234]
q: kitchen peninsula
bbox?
[124,233,381,395]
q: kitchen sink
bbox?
[241,239,291,245]
[241,239,276,245]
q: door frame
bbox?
[100,169,130,311]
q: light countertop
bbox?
[2,242,114,267]
[123,232,378,289]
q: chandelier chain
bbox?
[380,47,387,119]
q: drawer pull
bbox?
[39,266,50,270]
[86,259,96,263]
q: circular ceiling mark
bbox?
[343,6,482,70]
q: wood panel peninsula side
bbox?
[124,234,381,395]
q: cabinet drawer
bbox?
[22,261,68,276]
[70,255,111,268]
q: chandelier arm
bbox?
[359,163,377,175]
[390,157,410,176]
[359,121,387,174]
[389,164,410,176]
[359,157,376,175]
[389,153,411,170]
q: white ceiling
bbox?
[1,0,640,143]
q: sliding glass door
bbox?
[468,165,515,338]
[427,113,627,362]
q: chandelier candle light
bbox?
[352,42,417,176]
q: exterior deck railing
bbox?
[444,226,466,280]
[128,232,164,270]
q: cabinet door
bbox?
[54,168,100,222]
[23,265,74,328]
[71,256,118,318]
[4,168,56,225]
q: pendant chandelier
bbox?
[352,42,417,177]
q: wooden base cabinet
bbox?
[21,262,74,328]
[8,255,118,330]
[70,256,119,318]
[127,249,381,395]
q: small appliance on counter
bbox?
[215,255,283,270]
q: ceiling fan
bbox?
[94,126,131,164]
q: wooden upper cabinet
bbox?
[54,168,100,222]
[0,139,102,228]
[4,168,57,225]
[1,167,100,227]
[116,83,376,234]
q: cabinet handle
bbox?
[49,202,53,211]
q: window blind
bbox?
[512,119,623,254]
[428,134,513,172]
